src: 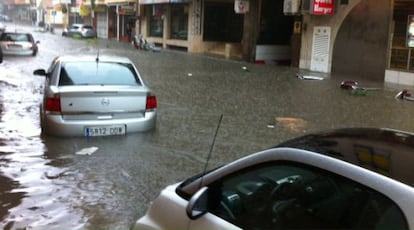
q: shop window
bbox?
[388,1,414,72]
[258,0,293,45]
[148,5,164,37]
[170,4,188,40]
[203,2,243,42]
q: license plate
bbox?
[85,125,126,137]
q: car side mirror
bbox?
[36,41,40,44]
[33,69,47,76]
[186,186,209,220]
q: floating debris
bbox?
[340,80,380,96]
[340,80,381,91]
[276,117,307,133]
[242,66,249,72]
[349,87,367,96]
[297,73,324,80]
[187,73,193,76]
[75,146,98,156]
[340,80,358,90]
[395,90,414,101]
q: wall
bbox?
[299,0,362,73]
[300,0,392,80]
[332,0,392,80]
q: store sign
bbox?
[118,5,135,15]
[312,0,335,16]
[140,0,169,4]
[94,5,106,13]
[234,0,249,14]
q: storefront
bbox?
[106,1,136,41]
[385,0,414,86]
[139,0,191,49]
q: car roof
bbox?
[277,127,414,187]
[56,54,133,64]
[180,127,414,194]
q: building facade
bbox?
[2,0,414,86]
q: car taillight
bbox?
[45,96,61,112]
[146,95,157,111]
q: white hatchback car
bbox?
[0,31,39,56]
[33,54,157,137]
[134,128,414,230]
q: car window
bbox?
[0,33,30,42]
[207,162,408,230]
[59,62,142,86]
[83,26,93,29]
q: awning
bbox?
[140,0,191,4]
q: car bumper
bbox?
[2,49,35,55]
[41,111,157,137]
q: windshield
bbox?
[59,61,142,86]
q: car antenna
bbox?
[96,49,100,62]
[198,114,223,189]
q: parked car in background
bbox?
[33,54,157,137]
[0,31,39,56]
[134,127,414,230]
[62,24,97,38]
[0,44,3,63]
[0,22,6,33]
[0,14,12,22]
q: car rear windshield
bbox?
[83,25,93,29]
[59,61,142,86]
[0,33,32,42]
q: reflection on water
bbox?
[0,75,86,229]
[0,174,24,221]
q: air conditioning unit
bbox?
[283,0,301,15]
[301,0,311,14]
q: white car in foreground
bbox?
[134,128,414,230]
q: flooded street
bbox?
[2,23,414,229]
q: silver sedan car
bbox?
[33,54,157,137]
[62,24,97,38]
[0,31,39,56]
[135,128,414,229]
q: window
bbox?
[0,33,31,42]
[207,162,408,230]
[148,5,164,37]
[170,4,188,40]
[203,2,243,42]
[59,62,141,86]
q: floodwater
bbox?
[2,23,414,229]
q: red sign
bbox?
[312,0,335,15]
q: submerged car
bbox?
[134,128,414,230]
[33,54,157,137]
[62,24,97,38]
[0,31,39,56]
